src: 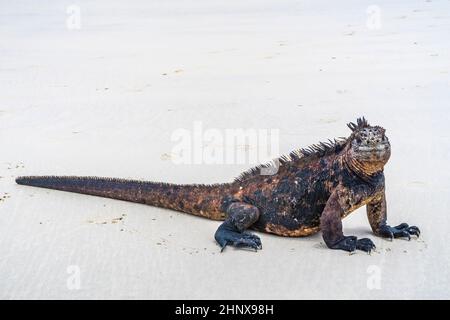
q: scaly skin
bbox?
[15,117,420,253]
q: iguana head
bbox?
[346,117,391,174]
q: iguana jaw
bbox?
[355,144,391,165]
[357,143,390,153]
[343,143,390,180]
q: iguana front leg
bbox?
[214,202,262,252]
[320,191,376,253]
[367,193,420,240]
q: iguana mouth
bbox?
[357,144,390,152]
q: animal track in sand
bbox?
[317,118,339,124]
[6,162,25,170]
[0,192,11,202]
[408,181,426,188]
[161,151,183,161]
[162,69,184,76]
[87,213,127,225]
[160,153,173,161]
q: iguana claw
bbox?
[379,223,420,241]
[216,229,262,252]
[330,236,376,253]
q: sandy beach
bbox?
[1,0,449,299]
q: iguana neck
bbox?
[342,149,384,184]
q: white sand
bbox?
[1,0,449,299]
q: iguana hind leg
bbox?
[214,202,261,252]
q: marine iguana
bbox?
[16,117,420,253]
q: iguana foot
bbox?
[378,223,420,241]
[215,224,262,252]
[215,202,262,252]
[330,236,376,253]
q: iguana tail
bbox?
[15,176,232,220]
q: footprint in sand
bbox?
[408,181,427,188]
[0,192,11,202]
[318,118,339,124]
[160,153,173,161]
[87,213,127,225]
[6,162,25,170]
